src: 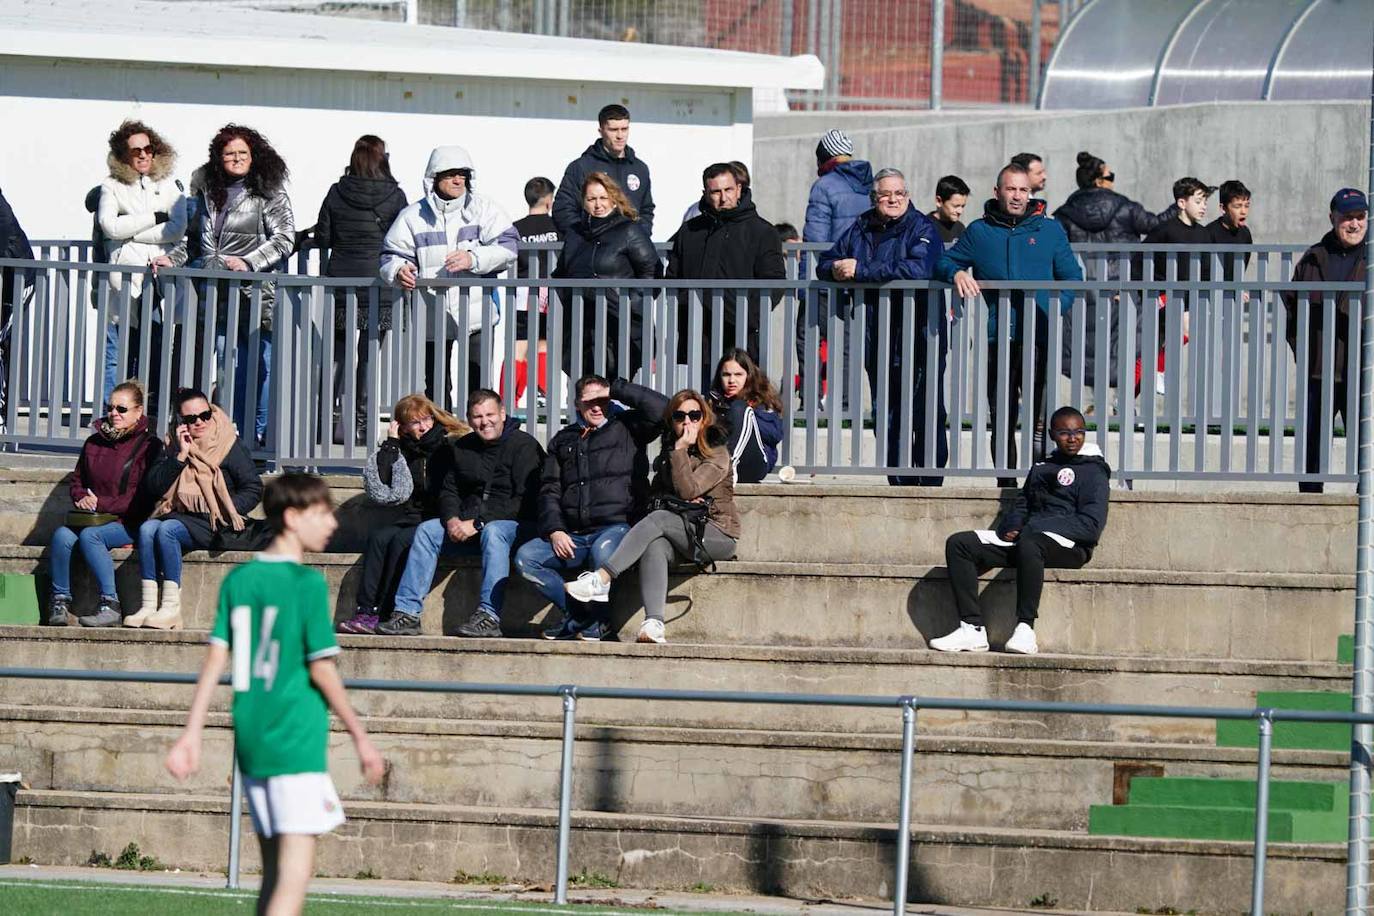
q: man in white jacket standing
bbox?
[381,146,518,410]
[97,120,187,407]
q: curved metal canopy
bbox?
[1040,0,1374,109]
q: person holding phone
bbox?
[48,380,162,627]
[135,387,263,630]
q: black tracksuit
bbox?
[945,444,1111,626]
[552,140,656,237]
[1207,218,1253,282]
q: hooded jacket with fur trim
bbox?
[379,146,519,336]
[98,148,188,299]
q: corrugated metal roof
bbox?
[0,0,824,91]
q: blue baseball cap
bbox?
[1330,188,1368,215]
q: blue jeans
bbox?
[514,524,630,617]
[103,323,120,408]
[50,521,133,599]
[138,518,193,585]
[215,331,271,442]
[393,518,528,617]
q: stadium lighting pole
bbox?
[930,0,945,111]
[1346,24,1374,913]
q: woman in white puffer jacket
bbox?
[97,120,187,405]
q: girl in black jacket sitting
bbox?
[929,406,1109,656]
[554,171,659,381]
[338,393,467,635]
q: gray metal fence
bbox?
[0,664,1369,914]
[0,244,1359,486]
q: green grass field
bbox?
[0,878,745,915]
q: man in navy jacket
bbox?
[818,168,947,486]
[937,163,1082,486]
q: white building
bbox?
[0,0,822,241]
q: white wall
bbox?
[1,55,756,242]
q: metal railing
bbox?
[0,664,1370,914]
[0,245,1359,485]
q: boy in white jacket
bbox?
[380,146,518,409]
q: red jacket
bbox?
[70,414,163,525]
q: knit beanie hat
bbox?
[815,129,854,165]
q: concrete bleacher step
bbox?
[0,467,1356,574]
[0,704,1348,832]
[11,788,1350,912]
[0,545,1351,660]
[0,629,1350,744]
[1216,690,1353,751]
[1089,777,1348,843]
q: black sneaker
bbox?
[376,612,422,636]
[542,617,587,640]
[49,593,72,627]
[456,611,503,638]
[79,595,123,627]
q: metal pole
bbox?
[554,688,577,904]
[780,0,794,55]
[404,0,417,25]
[226,756,242,889]
[892,700,917,915]
[1347,25,1374,913]
[1028,0,1043,106]
[930,0,945,110]
[1251,712,1274,916]
[830,0,845,109]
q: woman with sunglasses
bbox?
[97,120,187,408]
[709,347,784,484]
[134,388,263,629]
[48,381,163,627]
[565,385,739,644]
[336,393,467,635]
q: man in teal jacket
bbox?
[937,163,1082,486]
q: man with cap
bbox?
[801,129,873,409]
[1282,187,1368,493]
[381,145,519,408]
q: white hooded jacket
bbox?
[98,150,188,300]
[379,146,519,335]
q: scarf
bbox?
[154,405,245,531]
[95,417,134,441]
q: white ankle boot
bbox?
[145,581,183,631]
[123,581,161,628]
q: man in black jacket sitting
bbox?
[514,374,659,641]
[379,389,544,637]
[929,406,1110,656]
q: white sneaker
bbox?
[1004,622,1039,655]
[636,618,666,644]
[927,622,990,653]
[565,571,611,603]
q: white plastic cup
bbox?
[777,465,797,483]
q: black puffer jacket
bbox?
[666,191,786,283]
[553,210,659,314]
[537,378,662,536]
[370,423,458,525]
[1054,188,1171,280]
[999,443,1111,558]
[553,140,656,237]
[317,175,408,279]
[441,418,545,525]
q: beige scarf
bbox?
[154,406,245,531]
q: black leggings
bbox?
[356,523,418,612]
[944,529,1088,626]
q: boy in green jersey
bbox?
[167,473,385,915]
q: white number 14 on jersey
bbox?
[231,605,280,692]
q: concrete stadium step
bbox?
[0,545,1352,660]
[11,788,1349,912]
[0,629,1349,745]
[0,466,1355,574]
[0,704,1346,832]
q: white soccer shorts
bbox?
[243,771,346,838]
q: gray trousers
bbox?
[604,509,737,621]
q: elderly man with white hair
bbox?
[817,168,948,486]
[381,146,519,409]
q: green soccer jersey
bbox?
[209,555,340,778]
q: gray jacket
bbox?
[171,185,295,328]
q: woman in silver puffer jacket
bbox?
[160,124,294,445]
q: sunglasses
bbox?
[1051,428,1086,439]
[1102,172,1116,182]
[127,145,155,159]
[671,409,704,423]
[104,402,131,414]
[180,409,213,425]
